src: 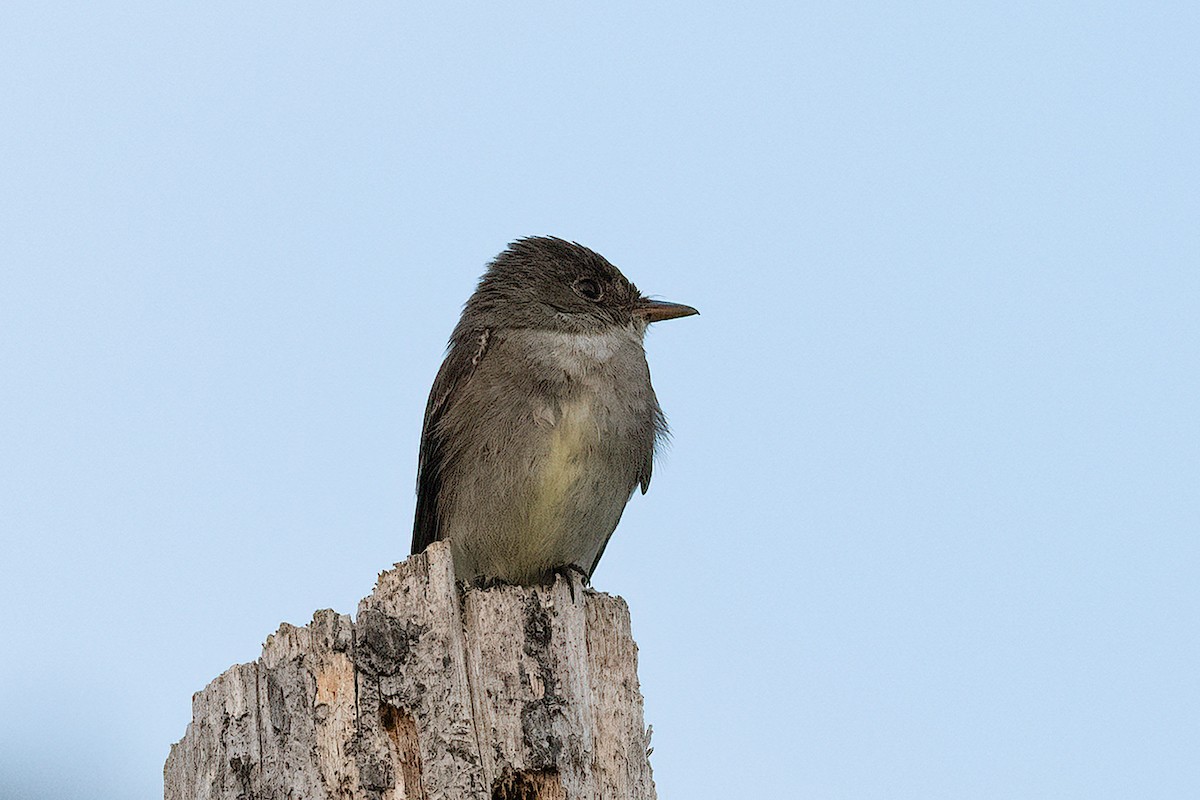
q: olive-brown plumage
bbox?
[412,237,696,584]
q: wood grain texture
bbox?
[164,542,656,800]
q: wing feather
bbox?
[410,329,489,554]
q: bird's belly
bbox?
[450,396,635,583]
[526,400,608,535]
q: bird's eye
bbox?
[573,277,604,302]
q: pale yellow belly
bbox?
[524,399,597,543]
[450,398,628,583]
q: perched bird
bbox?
[411,237,697,585]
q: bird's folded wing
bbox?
[411,329,489,555]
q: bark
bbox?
[163,542,656,800]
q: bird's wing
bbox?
[411,328,491,555]
[587,405,663,577]
[637,449,654,495]
[637,403,666,496]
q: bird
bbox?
[410,236,697,586]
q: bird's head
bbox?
[463,236,697,334]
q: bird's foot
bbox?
[548,563,591,602]
[469,574,514,592]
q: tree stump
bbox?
[163,541,656,799]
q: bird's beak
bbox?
[633,298,699,323]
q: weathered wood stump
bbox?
[163,541,656,799]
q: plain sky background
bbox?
[2,2,1197,798]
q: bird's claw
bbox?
[469,574,513,592]
[548,563,591,602]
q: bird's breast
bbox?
[528,398,598,530]
[447,327,655,582]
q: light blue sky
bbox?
[2,2,1196,798]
